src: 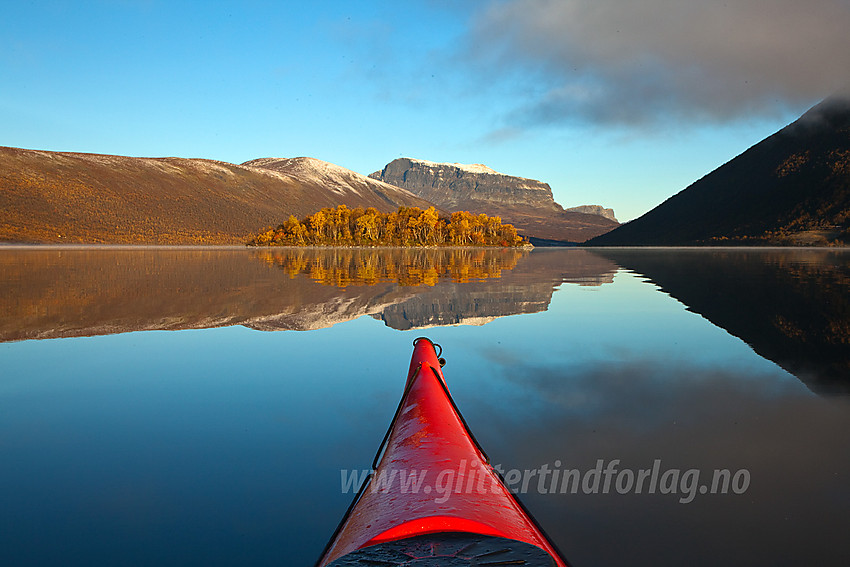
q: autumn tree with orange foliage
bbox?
[248,205,528,247]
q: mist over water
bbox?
[1,247,848,566]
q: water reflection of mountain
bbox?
[372,249,616,329]
[591,248,850,395]
[0,248,617,341]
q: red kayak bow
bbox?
[316,338,569,567]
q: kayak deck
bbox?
[316,338,569,567]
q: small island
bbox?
[247,205,528,247]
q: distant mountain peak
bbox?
[563,204,618,222]
[370,157,619,242]
[243,156,360,180]
[243,156,423,200]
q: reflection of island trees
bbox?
[254,247,525,287]
[248,205,527,247]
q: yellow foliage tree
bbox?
[247,205,528,247]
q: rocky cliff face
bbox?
[369,158,560,211]
[370,158,620,243]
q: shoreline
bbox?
[0,242,846,251]
[0,243,533,251]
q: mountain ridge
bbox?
[0,147,435,244]
[0,146,620,245]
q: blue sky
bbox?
[3,1,848,221]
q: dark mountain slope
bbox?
[589,97,850,246]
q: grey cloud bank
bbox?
[467,0,850,126]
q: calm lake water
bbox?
[1,246,848,566]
